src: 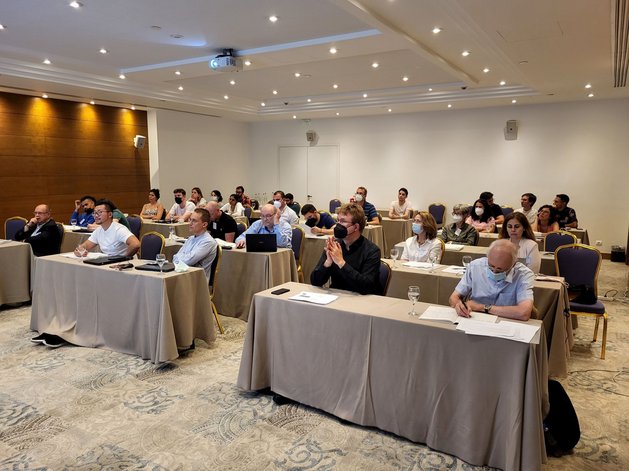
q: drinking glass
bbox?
[390,247,399,267]
[156,254,166,273]
[408,285,420,317]
[430,254,439,273]
[168,226,175,240]
[462,255,472,271]
[70,218,78,228]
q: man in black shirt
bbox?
[479,191,505,224]
[311,203,382,295]
[206,201,237,242]
[553,194,578,229]
[14,204,62,256]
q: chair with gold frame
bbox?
[545,230,577,252]
[139,231,165,260]
[428,203,446,229]
[5,216,28,240]
[291,225,306,283]
[209,245,224,334]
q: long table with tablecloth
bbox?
[0,240,32,305]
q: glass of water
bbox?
[390,247,399,267]
[70,218,78,228]
[408,285,420,317]
[156,254,166,273]
[168,225,175,240]
[462,255,472,271]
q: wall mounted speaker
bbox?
[504,120,518,140]
[133,135,146,149]
[306,130,317,142]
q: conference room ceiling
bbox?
[0,0,627,121]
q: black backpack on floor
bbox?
[544,379,581,457]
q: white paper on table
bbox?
[402,261,433,269]
[442,265,466,274]
[299,223,312,235]
[456,318,540,344]
[60,252,102,260]
[215,239,235,248]
[289,291,338,305]
[445,243,465,251]
[420,305,498,324]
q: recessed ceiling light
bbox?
[42,94,48,99]
[388,108,392,112]
[0,24,5,30]
[90,100,95,105]
[362,93,368,98]
[119,74,126,79]
[329,47,337,54]
[224,95,229,100]
[447,104,452,108]
[178,85,183,91]
[511,99,517,104]
[272,90,278,95]
[432,27,442,34]
[292,115,297,119]
[69,1,83,9]
[585,83,592,89]
[131,105,136,110]
[307,98,312,103]
[269,15,279,23]
[170,34,184,39]
[244,60,252,66]
[229,80,236,85]
[99,48,108,54]
[588,93,594,98]
[43,58,51,64]
[294,72,301,78]
[499,80,506,86]
[372,62,379,68]
[461,50,470,57]
[175,70,181,75]
[261,102,266,107]
[333,84,338,89]
[402,76,409,82]
[428,88,433,92]
[336,112,340,116]
[483,67,490,73]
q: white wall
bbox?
[249,99,629,253]
[149,109,250,208]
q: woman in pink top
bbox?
[465,198,496,233]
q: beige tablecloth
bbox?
[238,282,548,471]
[213,248,298,320]
[441,245,556,275]
[384,261,572,378]
[363,225,384,255]
[60,229,92,253]
[301,235,327,284]
[30,255,215,362]
[141,221,191,239]
[380,217,412,256]
[0,240,32,305]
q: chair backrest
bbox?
[127,215,143,239]
[291,226,305,265]
[437,238,445,263]
[55,222,65,252]
[555,244,601,294]
[250,199,260,210]
[501,206,514,216]
[244,206,253,220]
[139,231,165,260]
[5,216,27,240]
[209,245,222,291]
[236,223,246,237]
[428,203,446,225]
[545,230,577,252]
[329,198,342,213]
[379,261,392,296]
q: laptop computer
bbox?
[246,233,277,252]
[82,255,131,266]
[135,262,175,272]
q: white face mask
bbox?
[354,194,364,203]
[210,196,218,202]
[273,200,282,209]
[452,214,463,223]
[475,207,484,216]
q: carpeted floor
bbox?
[0,260,627,470]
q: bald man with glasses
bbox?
[14,204,62,256]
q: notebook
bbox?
[82,255,131,266]
[135,262,175,272]
[246,233,277,252]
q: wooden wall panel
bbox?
[0,92,149,236]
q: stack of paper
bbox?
[456,319,540,344]
[419,305,497,324]
[445,243,465,251]
[60,252,102,260]
[402,261,433,269]
[442,265,466,274]
[215,239,235,248]
[289,291,338,305]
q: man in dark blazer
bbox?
[14,204,62,256]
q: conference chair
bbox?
[127,215,143,239]
[244,206,253,223]
[428,203,446,229]
[545,231,577,253]
[555,244,608,359]
[139,231,165,260]
[236,222,247,238]
[329,199,342,214]
[250,199,260,210]
[437,238,446,263]
[291,226,306,282]
[55,222,64,253]
[501,206,514,217]
[209,246,224,334]
[379,261,392,296]
[5,216,27,240]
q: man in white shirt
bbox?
[514,193,537,225]
[166,188,196,222]
[388,187,413,219]
[173,208,217,281]
[272,190,299,225]
[75,199,140,257]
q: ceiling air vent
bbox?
[613,0,629,86]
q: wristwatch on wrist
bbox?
[483,304,492,314]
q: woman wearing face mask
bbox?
[140,189,165,220]
[400,211,442,262]
[221,193,245,217]
[190,187,207,208]
[466,199,496,233]
[499,212,541,273]
[210,190,223,203]
[439,204,478,245]
[532,204,560,234]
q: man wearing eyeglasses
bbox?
[449,239,534,321]
[75,199,140,257]
[70,195,96,227]
[235,204,292,249]
[14,204,62,256]
[173,208,217,281]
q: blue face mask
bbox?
[412,223,423,235]
[487,267,507,282]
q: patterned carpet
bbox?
[0,260,627,470]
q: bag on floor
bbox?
[544,379,580,457]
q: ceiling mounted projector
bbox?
[209,49,242,72]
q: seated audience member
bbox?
[499,212,541,273]
[140,189,165,220]
[210,190,223,203]
[479,191,505,224]
[190,187,207,208]
[284,193,301,216]
[166,188,196,222]
[439,204,478,245]
[88,200,130,230]
[354,186,380,225]
[235,204,292,248]
[300,204,336,235]
[206,201,237,242]
[221,193,245,217]
[553,193,578,228]
[311,203,381,295]
[70,195,96,227]
[449,239,534,321]
[401,211,442,262]
[235,185,252,207]
[389,187,412,219]
[466,198,496,233]
[533,205,560,234]
[514,193,537,225]
[14,204,62,256]
[173,208,217,281]
[76,199,140,257]
[272,190,299,225]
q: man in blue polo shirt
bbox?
[354,186,379,225]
